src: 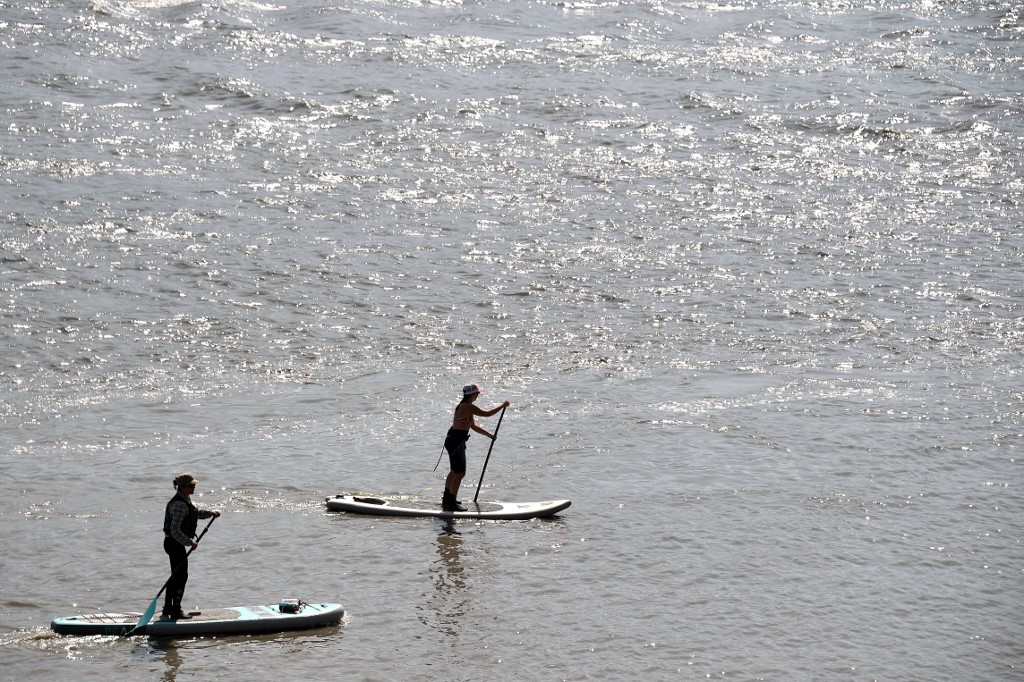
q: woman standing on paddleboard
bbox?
[163,473,220,620]
[443,384,509,511]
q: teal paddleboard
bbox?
[51,601,344,637]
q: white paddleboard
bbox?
[325,494,570,520]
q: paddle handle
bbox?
[472,405,507,503]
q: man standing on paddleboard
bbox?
[443,384,509,511]
[163,473,220,620]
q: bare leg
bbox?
[445,471,465,498]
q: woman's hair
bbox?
[455,394,473,414]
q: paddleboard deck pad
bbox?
[325,494,570,519]
[50,602,344,637]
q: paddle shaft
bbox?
[472,405,507,503]
[125,515,216,636]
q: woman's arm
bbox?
[473,401,510,418]
[471,423,495,439]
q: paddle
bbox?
[124,516,216,637]
[472,404,507,503]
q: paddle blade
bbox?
[124,597,158,636]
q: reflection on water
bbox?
[423,521,467,639]
[437,517,461,540]
[149,639,183,682]
[126,638,183,682]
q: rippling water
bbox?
[2,0,1021,680]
